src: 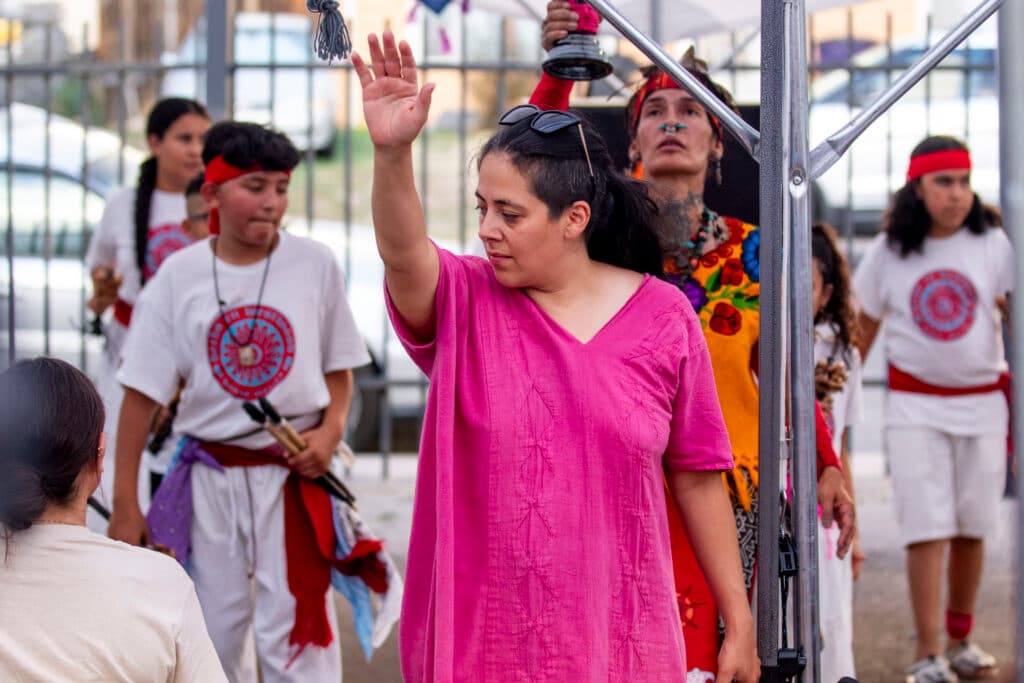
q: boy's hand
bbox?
[352,31,435,149]
[89,267,123,316]
[817,465,855,558]
[288,425,342,479]
[541,1,579,51]
[108,501,151,547]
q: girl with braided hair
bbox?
[85,97,209,514]
[534,4,853,680]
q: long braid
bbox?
[133,157,157,286]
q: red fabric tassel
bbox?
[336,539,389,594]
[815,400,841,478]
[284,475,336,656]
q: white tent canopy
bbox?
[470,0,869,42]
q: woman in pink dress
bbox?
[352,31,759,682]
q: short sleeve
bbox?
[664,323,734,473]
[992,227,1015,295]
[171,582,228,683]
[852,235,888,320]
[319,250,372,373]
[85,188,127,271]
[116,269,180,405]
[385,244,476,377]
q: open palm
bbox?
[353,31,435,148]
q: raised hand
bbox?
[352,31,435,149]
[541,0,579,52]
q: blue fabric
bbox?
[420,0,454,12]
[330,498,376,661]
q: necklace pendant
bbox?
[238,344,257,367]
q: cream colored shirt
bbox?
[0,524,227,682]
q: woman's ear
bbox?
[563,200,592,241]
[147,133,161,156]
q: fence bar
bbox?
[205,0,229,120]
[784,0,820,680]
[585,0,761,161]
[756,0,786,671]
[808,0,1003,181]
[4,35,14,367]
[999,0,1024,678]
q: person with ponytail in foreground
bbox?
[0,357,225,682]
[353,31,759,682]
[84,97,209,514]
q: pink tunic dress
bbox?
[389,246,734,682]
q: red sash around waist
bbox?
[888,364,1008,396]
[113,298,133,327]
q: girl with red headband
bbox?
[535,4,854,681]
[108,121,371,681]
[854,135,1010,682]
[84,98,210,523]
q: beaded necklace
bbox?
[676,206,719,280]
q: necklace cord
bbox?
[212,236,275,348]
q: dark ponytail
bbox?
[133,97,209,285]
[133,157,158,285]
[0,358,104,538]
[479,115,663,277]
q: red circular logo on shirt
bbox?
[145,224,193,280]
[207,305,296,399]
[910,269,977,341]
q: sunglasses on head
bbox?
[497,104,594,177]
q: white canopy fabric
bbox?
[469,0,868,42]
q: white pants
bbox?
[191,464,342,683]
[817,518,855,682]
[886,426,1007,546]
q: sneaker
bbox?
[905,655,959,683]
[946,642,998,679]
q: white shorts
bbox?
[885,426,1007,546]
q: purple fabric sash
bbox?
[146,438,222,565]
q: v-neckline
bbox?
[522,274,653,347]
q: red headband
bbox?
[202,156,292,234]
[631,72,723,137]
[906,149,972,182]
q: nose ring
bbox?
[659,123,687,134]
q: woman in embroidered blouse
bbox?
[536,4,854,678]
[353,30,759,682]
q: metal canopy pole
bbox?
[783,0,821,680]
[998,0,1024,679]
[756,0,786,676]
[809,0,1003,180]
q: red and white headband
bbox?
[202,156,292,234]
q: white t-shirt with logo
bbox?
[814,324,864,455]
[117,231,371,449]
[86,185,193,307]
[853,228,1013,435]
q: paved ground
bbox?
[330,451,1018,683]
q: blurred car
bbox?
[808,33,999,233]
[161,12,338,155]
[0,103,144,370]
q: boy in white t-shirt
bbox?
[854,136,1011,683]
[108,121,370,682]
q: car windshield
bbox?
[0,170,104,257]
[812,46,996,107]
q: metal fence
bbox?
[0,3,1000,466]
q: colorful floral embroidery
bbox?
[663,218,760,337]
[741,228,760,283]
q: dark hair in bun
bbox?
[0,358,104,537]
